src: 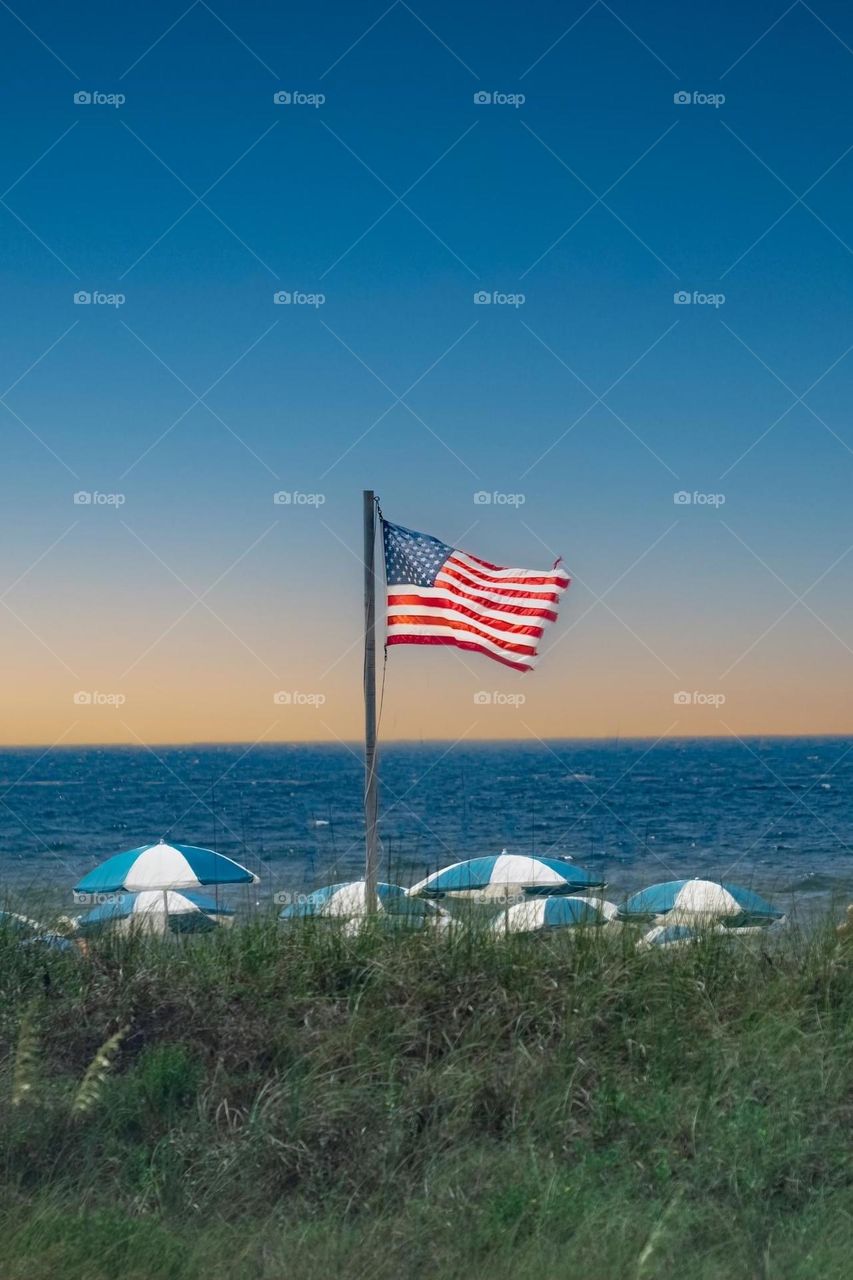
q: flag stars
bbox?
[383,520,453,588]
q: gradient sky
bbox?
[2,0,853,745]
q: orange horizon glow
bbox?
[3,644,851,747]
[4,544,852,748]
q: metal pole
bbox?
[363,490,379,910]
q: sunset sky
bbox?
[2,0,853,745]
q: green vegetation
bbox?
[0,913,851,1278]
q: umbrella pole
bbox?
[363,490,379,912]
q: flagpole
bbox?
[363,489,379,910]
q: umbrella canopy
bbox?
[0,910,73,950]
[78,889,234,935]
[638,922,712,950]
[18,932,76,951]
[75,841,258,894]
[618,879,782,927]
[280,880,444,929]
[493,895,619,935]
[0,909,42,935]
[409,851,605,900]
[639,922,761,951]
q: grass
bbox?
[0,911,851,1278]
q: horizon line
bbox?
[0,732,850,751]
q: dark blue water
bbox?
[1,738,851,915]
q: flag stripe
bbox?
[431,576,560,617]
[388,592,552,631]
[438,563,563,602]
[463,549,562,578]
[387,634,536,672]
[387,616,538,655]
[451,551,570,586]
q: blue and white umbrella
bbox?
[638,922,713,950]
[280,880,446,932]
[20,934,75,951]
[493,895,619,935]
[637,921,756,951]
[0,910,74,951]
[409,851,605,900]
[0,909,42,935]
[78,889,234,935]
[75,841,258,894]
[618,879,782,927]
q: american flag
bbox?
[382,520,570,672]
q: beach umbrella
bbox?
[279,880,446,931]
[0,910,74,950]
[638,922,713,950]
[77,890,234,936]
[0,909,43,935]
[493,895,619,935]
[618,879,782,927]
[17,932,76,952]
[409,851,605,900]
[637,921,756,951]
[74,840,258,894]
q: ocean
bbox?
[1,738,851,917]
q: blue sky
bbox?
[1,0,852,742]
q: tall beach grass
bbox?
[0,910,851,1278]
